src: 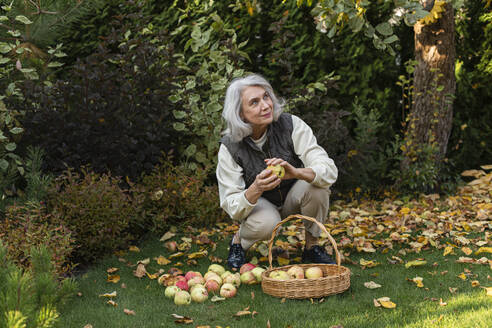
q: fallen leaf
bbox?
[137,258,150,265]
[439,298,447,306]
[107,300,117,307]
[160,231,176,242]
[461,247,473,256]
[155,255,171,265]
[169,252,185,259]
[234,310,252,317]
[475,247,492,255]
[405,260,427,268]
[373,298,381,307]
[364,281,382,289]
[129,245,140,252]
[146,272,159,280]
[123,309,135,315]
[99,291,117,298]
[443,246,453,256]
[277,257,290,266]
[107,274,120,283]
[211,295,225,302]
[133,263,147,278]
[458,272,467,281]
[360,258,379,268]
[187,250,208,259]
[106,267,119,274]
[83,325,93,328]
[379,300,396,309]
[471,280,480,287]
[485,287,492,296]
[412,276,424,288]
[449,287,458,294]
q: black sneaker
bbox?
[227,238,246,270]
[302,245,335,264]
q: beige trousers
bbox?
[238,180,331,250]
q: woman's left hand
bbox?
[264,158,298,180]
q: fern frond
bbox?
[5,310,27,328]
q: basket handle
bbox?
[267,214,341,270]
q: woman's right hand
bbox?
[245,168,281,204]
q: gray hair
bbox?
[222,74,284,142]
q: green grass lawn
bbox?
[59,232,492,328]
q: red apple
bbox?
[286,265,305,279]
[187,276,205,288]
[185,271,202,281]
[204,279,220,293]
[204,271,220,281]
[165,241,178,252]
[175,279,189,291]
[239,263,256,274]
[305,266,323,279]
[220,283,237,298]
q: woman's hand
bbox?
[265,158,315,183]
[245,167,281,204]
[265,158,298,180]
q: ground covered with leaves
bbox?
[60,166,492,328]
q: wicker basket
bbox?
[261,214,350,299]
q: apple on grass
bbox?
[164,285,180,299]
[204,279,220,293]
[223,272,241,287]
[187,276,205,288]
[204,271,221,281]
[190,287,208,303]
[174,290,191,305]
[185,271,202,281]
[175,279,189,291]
[208,264,226,276]
[220,283,237,298]
[305,266,323,279]
[239,263,256,274]
[269,270,290,280]
[286,265,304,279]
[251,267,266,282]
[240,271,256,285]
[189,284,205,294]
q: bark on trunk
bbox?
[402,2,456,167]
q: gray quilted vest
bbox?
[220,113,304,207]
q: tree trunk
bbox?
[402,1,455,168]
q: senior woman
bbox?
[216,74,338,269]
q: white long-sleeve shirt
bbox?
[216,114,338,221]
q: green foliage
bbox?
[131,158,227,234]
[169,11,247,170]
[0,203,74,276]
[18,13,185,179]
[0,241,77,328]
[46,168,137,264]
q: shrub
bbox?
[0,241,77,328]
[131,158,227,234]
[18,13,186,179]
[0,204,74,276]
[46,168,137,264]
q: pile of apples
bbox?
[268,265,323,280]
[162,263,266,305]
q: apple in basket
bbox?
[305,266,323,279]
[286,265,304,279]
[269,270,290,280]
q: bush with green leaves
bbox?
[0,203,74,276]
[18,13,186,179]
[46,168,137,264]
[0,241,77,328]
[131,158,227,234]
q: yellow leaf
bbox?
[154,256,171,265]
[187,250,208,259]
[146,272,159,280]
[123,309,136,315]
[277,257,290,266]
[379,300,396,309]
[443,246,453,256]
[99,291,117,298]
[106,267,119,274]
[364,281,382,289]
[168,252,184,259]
[475,247,492,255]
[107,300,117,307]
[159,231,176,242]
[129,246,140,252]
[485,287,492,296]
[399,207,411,215]
[458,273,467,281]
[405,260,427,268]
[461,247,473,256]
[107,274,120,284]
[412,277,424,288]
[471,280,480,287]
[360,258,379,268]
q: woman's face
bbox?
[240,86,273,136]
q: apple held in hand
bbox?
[286,265,304,279]
[190,287,208,303]
[174,290,191,305]
[267,164,285,178]
[269,270,290,280]
[220,283,237,298]
[305,266,323,279]
[164,285,180,299]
